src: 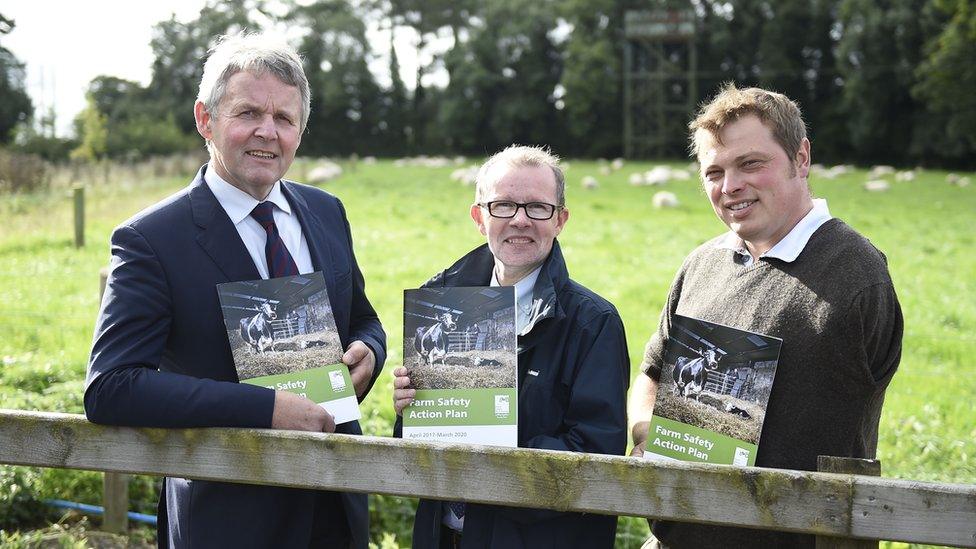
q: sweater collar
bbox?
[715,198,832,265]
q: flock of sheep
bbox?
[300,156,972,204]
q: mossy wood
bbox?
[0,410,973,547]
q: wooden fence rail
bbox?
[1,410,974,547]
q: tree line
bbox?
[1,0,974,167]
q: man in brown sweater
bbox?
[628,84,903,548]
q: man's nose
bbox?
[254,114,277,140]
[508,206,532,227]
[721,171,745,194]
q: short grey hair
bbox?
[197,32,311,132]
[475,145,566,208]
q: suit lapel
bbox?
[189,168,261,282]
[281,182,335,275]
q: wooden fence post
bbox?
[99,267,129,533]
[815,456,881,549]
[73,187,85,248]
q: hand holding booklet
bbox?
[402,286,518,447]
[645,315,781,466]
[217,272,361,424]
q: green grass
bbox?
[0,158,973,547]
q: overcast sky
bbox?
[3,1,442,137]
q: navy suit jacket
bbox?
[85,165,386,548]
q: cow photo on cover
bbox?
[403,286,517,391]
[651,315,781,447]
[217,272,343,382]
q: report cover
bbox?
[217,272,360,424]
[644,314,781,466]
[402,286,517,446]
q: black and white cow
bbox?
[240,302,277,354]
[672,350,720,401]
[414,312,457,366]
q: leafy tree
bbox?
[146,0,259,134]
[109,114,198,158]
[0,14,33,144]
[913,0,976,163]
[380,36,410,154]
[71,95,108,161]
[560,0,649,157]
[438,0,565,154]
[288,0,387,155]
[383,0,474,150]
[835,0,936,164]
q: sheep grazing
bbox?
[362,156,377,165]
[864,179,890,192]
[611,158,625,171]
[582,176,599,189]
[643,166,673,186]
[628,173,645,186]
[652,191,680,209]
[894,170,916,182]
[868,165,896,178]
[598,165,612,176]
[392,156,453,168]
[816,165,853,180]
[307,161,343,184]
[450,166,479,186]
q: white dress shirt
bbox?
[441,263,542,531]
[715,198,833,267]
[205,169,314,278]
[491,265,542,334]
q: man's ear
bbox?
[554,207,569,236]
[194,101,213,140]
[470,203,487,236]
[795,137,811,179]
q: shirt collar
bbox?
[715,198,832,263]
[490,265,542,311]
[204,166,292,224]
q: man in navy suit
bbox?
[85,33,386,548]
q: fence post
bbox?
[815,456,881,549]
[99,267,129,533]
[73,186,85,248]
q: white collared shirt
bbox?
[441,264,542,531]
[204,169,314,278]
[491,265,542,334]
[715,198,832,267]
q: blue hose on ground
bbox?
[44,499,158,525]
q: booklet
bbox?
[644,314,781,466]
[217,272,360,424]
[402,286,518,447]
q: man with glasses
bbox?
[392,145,630,548]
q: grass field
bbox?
[0,158,973,547]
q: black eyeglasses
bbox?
[479,201,560,220]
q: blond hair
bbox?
[689,83,806,161]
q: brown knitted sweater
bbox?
[641,218,903,548]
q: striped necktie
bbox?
[250,201,299,278]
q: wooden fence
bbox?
[1,409,973,547]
